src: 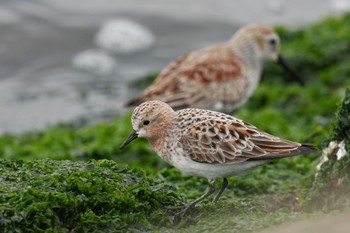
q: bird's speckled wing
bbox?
[128,45,249,109]
[177,109,312,164]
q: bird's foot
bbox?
[167,202,197,216]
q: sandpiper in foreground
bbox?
[121,100,316,215]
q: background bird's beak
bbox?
[120,130,138,150]
[277,54,304,86]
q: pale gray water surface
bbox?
[0,0,348,134]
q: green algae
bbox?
[0,159,180,232]
[306,87,350,213]
[332,87,350,143]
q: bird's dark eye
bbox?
[269,38,276,47]
[143,120,150,126]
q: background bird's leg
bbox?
[212,177,228,205]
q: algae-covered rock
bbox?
[0,159,180,232]
[332,87,350,144]
[309,87,350,211]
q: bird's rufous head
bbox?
[120,100,175,149]
[230,24,281,61]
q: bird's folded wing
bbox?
[137,46,248,109]
[179,117,308,164]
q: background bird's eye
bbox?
[143,120,150,126]
[269,38,276,47]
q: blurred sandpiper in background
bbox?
[0,0,349,134]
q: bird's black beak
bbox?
[277,55,304,86]
[120,130,138,150]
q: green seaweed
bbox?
[0,159,180,232]
[306,87,350,212]
[332,87,350,143]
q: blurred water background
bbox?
[0,0,349,134]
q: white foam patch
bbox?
[330,0,350,13]
[316,140,348,172]
[95,19,155,54]
[336,140,347,160]
[317,141,335,172]
[267,0,284,14]
[72,49,116,75]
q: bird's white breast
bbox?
[170,154,267,180]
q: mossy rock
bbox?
[332,87,350,143]
[307,87,350,211]
[0,159,180,232]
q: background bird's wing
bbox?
[126,45,248,109]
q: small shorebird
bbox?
[125,24,303,113]
[120,100,316,214]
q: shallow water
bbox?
[0,0,347,134]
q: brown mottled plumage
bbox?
[121,101,316,214]
[125,24,303,113]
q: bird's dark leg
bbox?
[175,179,216,215]
[212,177,228,205]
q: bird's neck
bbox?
[148,133,176,163]
[148,115,176,161]
[230,40,264,73]
[229,40,264,98]
[149,137,165,156]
